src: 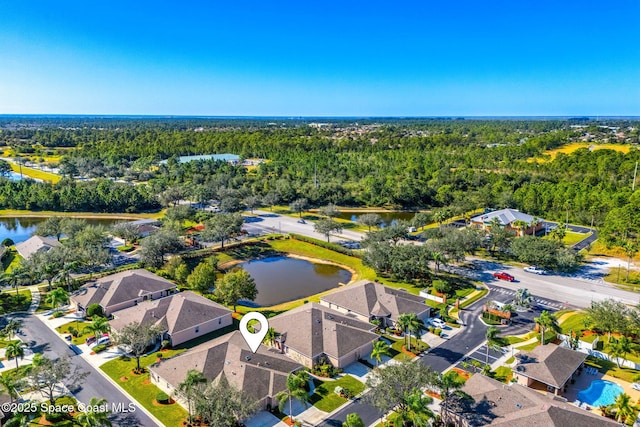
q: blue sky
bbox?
[1,1,638,116]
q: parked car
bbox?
[493,272,515,282]
[524,266,547,275]
[87,333,110,348]
[430,318,447,328]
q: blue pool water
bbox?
[578,380,624,407]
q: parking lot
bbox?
[453,344,506,372]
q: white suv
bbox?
[430,318,447,328]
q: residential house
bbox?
[320,280,431,328]
[109,291,232,347]
[71,269,177,316]
[267,302,379,368]
[14,235,60,259]
[470,208,543,236]
[443,374,618,426]
[149,331,302,409]
[513,343,587,396]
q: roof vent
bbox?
[515,403,522,409]
[225,360,231,365]
[245,355,251,361]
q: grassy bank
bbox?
[8,163,62,183]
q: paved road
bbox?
[14,313,158,427]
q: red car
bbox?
[493,272,515,282]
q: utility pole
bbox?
[633,161,638,192]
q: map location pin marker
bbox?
[239,312,269,353]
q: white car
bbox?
[524,266,546,275]
[430,318,447,328]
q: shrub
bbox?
[434,328,442,336]
[433,280,451,295]
[93,344,107,353]
[55,395,77,410]
[161,339,171,350]
[45,411,69,423]
[68,326,79,338]
[86,303,104,318]
[52,311,65,318]
[117,244,135,252]
[156,352,163,359]
[156,392,170,404]
[1,238,14,247]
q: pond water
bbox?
[239,256,352,307]
[4,171,42,182]
[0,217,127,244]
[336,211,416,227]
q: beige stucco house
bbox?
[267,302,379,368]
[109,291,232,347]
[320,280,431,328]
[71,269,177,316]
[149,331,302,410]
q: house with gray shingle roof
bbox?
[109,291,232,346]
[267,302,379,368]
[320,280,431,328]
[71,269,177,316]
[443,374,617,427]
[514,343,586,396]
[149,330,302,409]
[14,235,60,259]
[470,208,543,236]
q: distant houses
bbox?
[109,291,232,347]
[319,280,431,328]
[14,235,60,259]
[267,302,379,368]
[71,269,177,316]
[470,208,544,236]
[149,331,302,409]
[159,153,240,165]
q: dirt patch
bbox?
[119,376,129,382]
[142,379,151,385]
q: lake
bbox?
[336,211,416,226]
[239,256,352,306]
[4,171,43,182]
[0,217,128,244]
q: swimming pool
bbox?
[577,380,624,407]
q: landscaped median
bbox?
[100,352,188,427]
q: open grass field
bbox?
[558,312,589,334]
[529,142,632,163]
[8,162,62,183]
[101,351,187,427]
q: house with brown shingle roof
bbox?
[71,269,177,316]
[109,291,232,346]
[267,302,379,368]
[149,331,302,409]
[513,343,587,396]
[443,374,617,426]
[320,280,431,328]
[15,235,60,259]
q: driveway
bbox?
[14,313,159,427]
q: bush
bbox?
[156,392,171,404]
[289,233,357,257]
[68,326,79,338]
[1,238,14,247]
[433,279,451,295]
[86,303,104,318]
[55,395,77,410]
[52,311,65,318]
[117,244,135,252]
[93,344,107,353]
[156,352,163,359]
[434,328,442,336]
[45,412,70,423]
[161,339,171,350]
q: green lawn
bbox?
[504,336,527,345]
[0,289,32,313]
[542,231,590,247]
[492,366,513,383]
[55,320,94,345]
[309,375,365,412]
[1,249,22,273]
[559,312,590,334]
[101,351,187,427]
[459,288,488,309]
[586,356,640,383]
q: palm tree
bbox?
[275,371,309,423]
[610,393,634,424]
[514,288,532,308]
[76,397,112,427]
[610,336,633,368]
[485,326,504,365]
[83,316,111,338]
[397,313,424,351]
[177,369,208,424]
[431,251,446,272]
[2,267,26,295]
[342,413,365,427]
[45,288,69,313]
[512,220,529,237]
[534,310,559,345]
[394,389,434,427]
[436,370,467,416]
[5,340,26,370]
[2,319,21,340]
[0,372,25,404]
[263,327,280,347]
[370,340,391,367]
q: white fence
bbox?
[559,334,640,370]
[420,290,444,304]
